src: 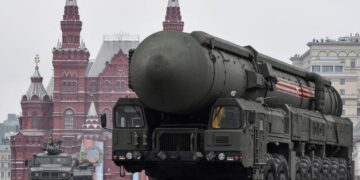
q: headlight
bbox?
[31,172,40,177]
[118,155,125,160]
[218,153,225,161]
[133,151,141,160]
[226,156,234,161]
[206,152,216,161]
[126,152,133,160]
[61,172,68,177]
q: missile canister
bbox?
[130,31,342,116]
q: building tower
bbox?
[12,56,52,180]
[52,0,90,153]
[163,0,184,31]
[20,55,53,130]
[83,101,101,132]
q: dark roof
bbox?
[25,66,49,101]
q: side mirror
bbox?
[100,113,107,128]
[24,160,28,167]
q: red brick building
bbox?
[11,0,183,179]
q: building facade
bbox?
[0,114,19,142]
[0,143,11,180]
[11,0,184,180]
[291,33,360,124]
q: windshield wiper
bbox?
[213,107,222,121]
[131,105,142,118]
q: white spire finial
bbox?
[87,101,98,117]
[168,0,179,7]
[34,54,40,69]
[57,39,62,48]
[80,39,86,49]
[66,0,77,6]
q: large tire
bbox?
[300,156,311,180]
[330,158,340,180]
[264,154,276,180]
[313,156,322,180]
[295,157,303,180]
[338,158,348,180]
[273,154,289,180]
[322,158,331,180]
[295,157,302,180]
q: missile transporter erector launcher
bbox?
[103,31,353,180]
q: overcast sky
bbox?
[1,0,360,122]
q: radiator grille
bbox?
[159,133,191,151]
[215,135,230,146]
[42,172,50,178]
[50,172,59,178]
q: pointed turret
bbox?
[83,101,101,129]
[53,0,89,61]
[20,55,53,130]
[24,55,49,101]
[163,0,184,31]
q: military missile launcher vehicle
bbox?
[102,31,354,180]
[26,138,73,180]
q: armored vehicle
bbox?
[103,31,353,180]
[26,138,73,180]
[73,159,94,180]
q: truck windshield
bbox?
[211,106,241,129]
[115,105,144,128]
[34,157,71,166]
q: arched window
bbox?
[115,81,121,91]
[62,81,68,92]
[91,81,97,93]
[61,80,77,92]
[115,81,127,92]
[104,81,111,92]
[71,81,78,92]
[64,109,74,129]
[103,109,112,129]
[31,112,39,129]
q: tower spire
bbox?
[83,101,101,129]
[163,0,184,31]
[61,0,82,48]
[25,55,48,101]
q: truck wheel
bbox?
[300,156,311,180]
[338,158,348,180]
[321,158,331,180]
[330,158,340,180]
[313,156,322,180]
[273,154,289,180]
[295,157,302,180]
[264,154,276,180]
